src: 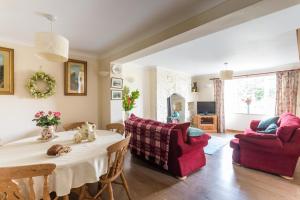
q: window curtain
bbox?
[276,71,299,115]
[213,79,225,133]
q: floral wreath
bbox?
[27,71,56,99]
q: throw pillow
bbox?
[174,122,190,143]
[257,116,279,130]
[258,123,277,134]
[188,127,205,137]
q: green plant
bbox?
[122,86,140,111]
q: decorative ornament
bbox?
[73,122,96,143]
[27,71,56,99]
[111,64,122,75]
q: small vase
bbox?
[41,126,55,140]
[247,105,250,114]
[123,111,130,121]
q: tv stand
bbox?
[192,115,218,133]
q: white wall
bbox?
[0,41,99,144]
[121,63,156,119]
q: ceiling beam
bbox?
[297,29,300,60]
[100,0,263,63]
[100,0,300,64]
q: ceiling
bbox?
[0,0,225,56]
[130,4,300,75]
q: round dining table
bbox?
[0,130,124,198]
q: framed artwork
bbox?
[111,77,123,89]
[111,90,122,100]
[0,47,14,95]
[64,59,87,96]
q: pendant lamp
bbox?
[219,62,233,80]
[35,13,69,62]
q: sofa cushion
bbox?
[257,117,279,130]
[174,122,190,143]
[188,127,205,137]
[258,123,278,134]
[278,113,300,127]
[276,126,299,142]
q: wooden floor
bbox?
[99,134,300,200]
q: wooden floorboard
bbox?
[100,134,300,200]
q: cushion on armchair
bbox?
[258,123,278,134]
[188,127,205,137]
[257,117,279,130]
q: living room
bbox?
[1,1,300,200]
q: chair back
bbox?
[0,163,56,200]
[106,123,125,135]
[105,134,131,182]
[63,121,95,131]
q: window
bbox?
[224,75,276,115]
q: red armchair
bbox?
[230,113,300,178]
[125,115,210,178]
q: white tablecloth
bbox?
[0,130,123,197]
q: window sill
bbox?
[232,113,269,116]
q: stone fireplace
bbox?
[167,93,185,123]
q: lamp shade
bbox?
[35,32,69,62]
[219,70,233,80]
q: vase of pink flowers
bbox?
[33,111,61,141]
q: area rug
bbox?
[204,135,229,155]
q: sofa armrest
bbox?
[250,120,261,131]
[178,143,203,155]
[235,133,283,152]
[177,134,210,155]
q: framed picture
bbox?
[64,59,87,96]
[0,47,14,95]
[111,77,123,89]
[111,90,122,100]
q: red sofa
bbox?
[125,115,210,178]
[230,113,300,178]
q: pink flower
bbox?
[48,111,53,115]
[54,112,61,117]
[35,113,40,118]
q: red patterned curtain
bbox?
[276,71,299,115]
[213,79,225,133]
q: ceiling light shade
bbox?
[219,70,233,80]
[35,32,69,62]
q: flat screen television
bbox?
[197,101,216,115]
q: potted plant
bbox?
[33,111,61,140]
[122,86,140,120]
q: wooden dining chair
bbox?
[106,123,125,135]
[63,121,95,131]
[0,163,56,200]
[93,134,132,200]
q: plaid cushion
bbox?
[125,117,175,170]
